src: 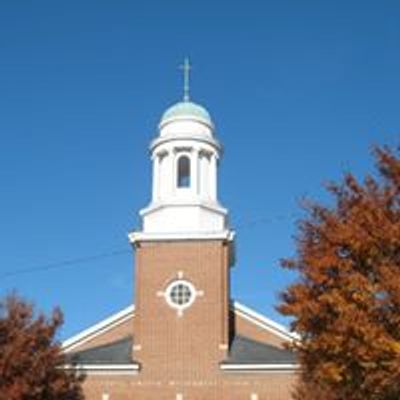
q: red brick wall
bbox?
[81,373,297,400]
[69,239,297,399]
[134,240,230,380]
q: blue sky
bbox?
[1,1,399,340]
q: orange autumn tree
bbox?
[279,146,400,400]
[0,294,84,400]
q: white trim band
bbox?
[63,364,140,375]
[129,230,235,244]
[62,305,135,353]
[220,363,299,372]
[233,301,299,341]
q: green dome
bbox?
[161,101,212,125]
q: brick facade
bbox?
[81,373,296,400]
[134,240,230,379]
[65,239,297,399]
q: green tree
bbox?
[279,146,400,400]
[0,294,84,400]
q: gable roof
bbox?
[62,305,135,353]
[224,335,295,365]
[65,336,134,365]
[64,334,297,371]
[232,301,298,342]
[62,301,297,354]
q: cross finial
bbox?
[179,57,191,102]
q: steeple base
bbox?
[139,201,228,234]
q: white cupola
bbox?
[134,60,229,238]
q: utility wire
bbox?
[234,212,299,230]
[0,249,130,280]
[0,212,300,281]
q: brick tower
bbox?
[129,59,235,381]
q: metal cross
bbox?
[179,57,191,102]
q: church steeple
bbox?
[127,64,235,379]
[131,64,230,239]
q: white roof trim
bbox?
[62,364,139,375]
[220,363,299,372]
[62,305,135,353]
[233,301,299,342]
[62,301,297,354]
[129,230,234,244]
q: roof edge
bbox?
[62,305,135,353]
[232,301,299,342]
[62,301,298,354]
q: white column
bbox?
[168,149,178,196]
[199,150,211,200]
[172,150,178,197]
[191,148,199,195]
[199,152,205,199]
[152,153,160,202]
[210,153,217,201]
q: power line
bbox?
[0,212,300,281]
[0,249,130,280]
[234,212,299,230]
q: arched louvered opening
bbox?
[177,155,191,188]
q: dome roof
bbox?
[160,101,212,126]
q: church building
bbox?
[63,62,298,400]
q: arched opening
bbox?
[177,155,191,188]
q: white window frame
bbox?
[165,279,197,311]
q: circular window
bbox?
[165,280,196,311]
